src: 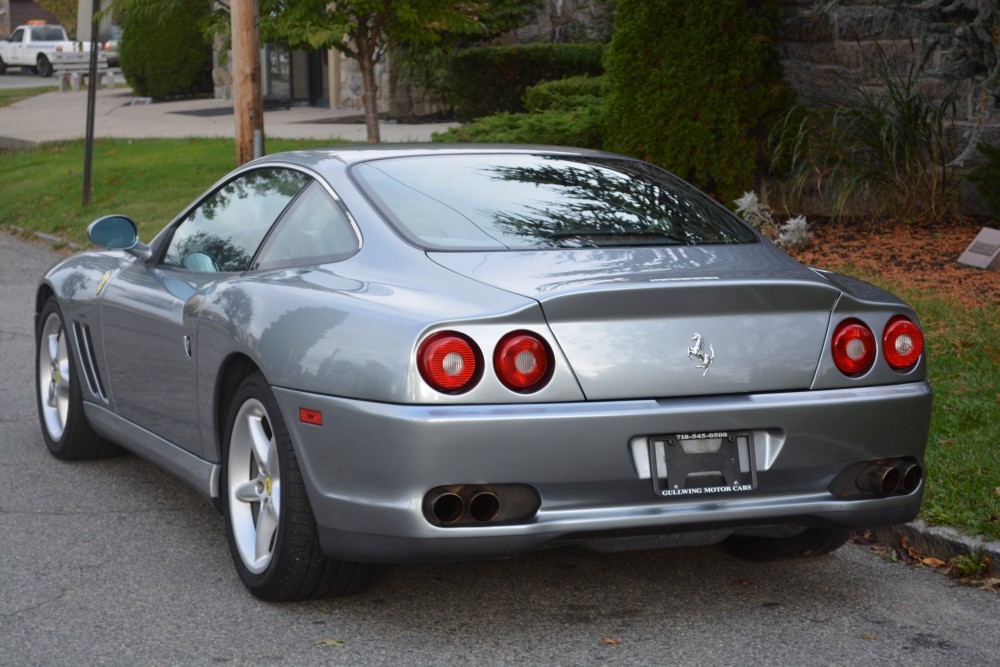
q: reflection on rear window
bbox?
[351,153,757,251]
[31,27,65,41]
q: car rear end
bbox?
[275,148,931,563]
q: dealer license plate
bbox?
[647,431,757,498]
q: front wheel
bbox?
[221,371,373,600]
[0,54,7,75]
[721,528,851,561]
[36,298,120,459]
[36,54,53,77]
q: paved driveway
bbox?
[1,233,998,666]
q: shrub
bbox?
[433,75,605,148]
[966,144,1000,217]
[445,43,604,120]
[432,103,604,148]
[523,74,606,112]
[119,0,214,100]
[769,50,959,223]
[602,0,789,204]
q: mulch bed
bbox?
[787,218,1000,309]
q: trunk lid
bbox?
[429,244,840,399]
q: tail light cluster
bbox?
[418,330,554,394]
[832,316,924,377]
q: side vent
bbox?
[73,322,108,402]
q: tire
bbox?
[0,55,7,75]
[36,298,120,460]
[221,371,373,600]
[721,528,851,561]
[37,54,53,77]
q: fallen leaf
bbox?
[315,638,346,648]
[601,637,621,647]
[921,557,948,568]
[733,578,752,586]
[862,634,878,641]
[852,530,876,545]
[995,486,1000,497]
[975,578,1000,592]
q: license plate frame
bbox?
[647,431,757,498]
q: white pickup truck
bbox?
[0,23,88,77]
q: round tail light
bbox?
[494,331,553,393]
[883,316,924,372]
[832,319,876,377]
[418,332,482,394]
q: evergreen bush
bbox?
[602,0,789,203]
[433,75,605,147]
[523,74,606,112]
[446,43,604,120]
[119,0,214,100]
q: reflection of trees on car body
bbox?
[484,158,754,247]
[164,168,310,273]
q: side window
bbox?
[253,181,360,270]
[10,29,24,43]
[163,168,309,272]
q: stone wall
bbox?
[503,0,614,44]
[779,0,999,167]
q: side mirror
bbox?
[87,215,151,260]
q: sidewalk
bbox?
[0,86,457,148]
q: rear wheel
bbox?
[721,528,851,561]
[36,298,120,459]
[221,371,373,600]
[36,54,53,77]
[0,54,7,75]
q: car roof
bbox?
[250,144,624,171]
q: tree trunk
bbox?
[231,0,264,165]
[355,26,381,144]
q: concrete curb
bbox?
[871,520,1000,566]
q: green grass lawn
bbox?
[900,291,999,540]
[1,138,997,540]
[0,84,60,108]
[0,138,344,245]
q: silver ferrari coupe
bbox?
[35,146,931,600]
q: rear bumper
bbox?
[272,382,931,563]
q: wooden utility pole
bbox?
[231,0,263,165]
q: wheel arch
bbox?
[213,353,261,463]
[35,284,56,336]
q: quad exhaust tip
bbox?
[425,484,539,526]
[855,459,923,497]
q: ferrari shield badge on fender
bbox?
[96,270,112,295]
[688,333,714,375]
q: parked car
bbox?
[102,25,121,68]
[35,145,931,600]
[0,21,87,77]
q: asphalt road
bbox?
[1,232,998,666]
[0,68,57,90]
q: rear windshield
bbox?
[31,26,65,41]
[350,153,757,250]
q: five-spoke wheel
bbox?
[221,372,372,600]
[35,297,118,459]
[226,396,282,574]
[37,308,71,442]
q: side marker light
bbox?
[299,408,323,426]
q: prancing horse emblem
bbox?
[687,333,715,375]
